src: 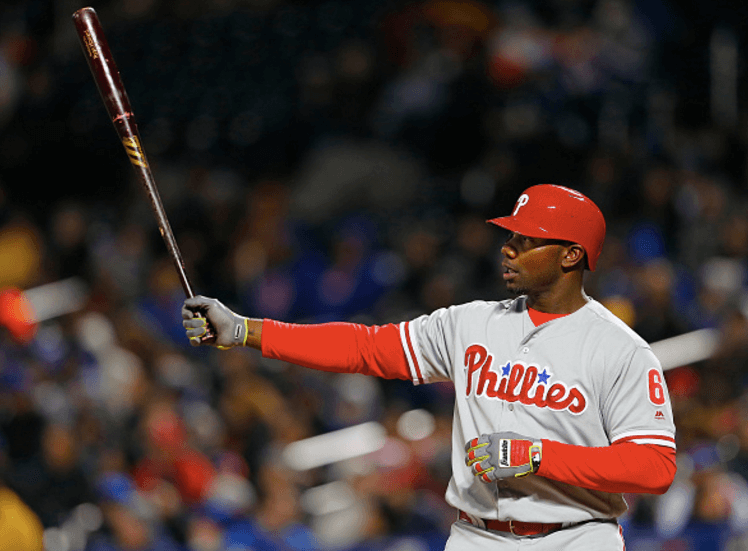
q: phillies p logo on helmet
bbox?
[513,194,529,216]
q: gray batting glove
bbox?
[182,296,248,349]
[465,431,542,482]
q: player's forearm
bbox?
[244,318,263,349]
[537,440,676,495]
[258,318,411,379]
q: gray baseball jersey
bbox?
[398,295,676,523]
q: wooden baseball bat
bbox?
[72,7,215,341]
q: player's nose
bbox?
[501,241,517,259]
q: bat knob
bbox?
[200,325,217,344]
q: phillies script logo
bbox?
[465,344,587,414]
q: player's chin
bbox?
[507,287,528,297]
[506,282,529,296]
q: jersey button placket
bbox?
[513,347,528,412]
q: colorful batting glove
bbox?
[182,296,249,349]
[465,431,542,482]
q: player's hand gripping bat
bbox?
[72,7,215,342]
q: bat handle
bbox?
[193,309,217,345]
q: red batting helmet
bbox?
[488,184,606,271]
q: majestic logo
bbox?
[464,344,587,415]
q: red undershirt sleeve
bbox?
[537,440,677,494]
[260,319,412,380]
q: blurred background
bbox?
[1,0,748,549]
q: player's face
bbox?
[500,232,570,296]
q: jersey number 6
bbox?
[647,369,666,406]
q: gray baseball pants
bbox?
[444,517,626,550]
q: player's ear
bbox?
[561,244,586,271]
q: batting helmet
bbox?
[488,184,606,271]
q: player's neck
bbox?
[525,284,588,314]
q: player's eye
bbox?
[505,233,529,247]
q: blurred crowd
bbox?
[2,0,748,549]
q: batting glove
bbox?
[182,296,249,349]
[465,431,542,482]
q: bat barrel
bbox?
[72,8,134,125]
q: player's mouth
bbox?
[502,263,519,280]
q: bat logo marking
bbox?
[83,30,99,59]
[122,136,148,168]
[114,112,133,123]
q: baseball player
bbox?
[183,184,676,550]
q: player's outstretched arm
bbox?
[181,297,412,380]
[182,296,262,349]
